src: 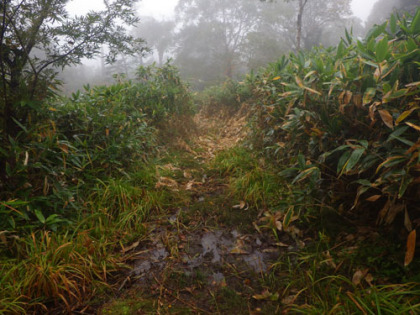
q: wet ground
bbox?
[99,111,296,314]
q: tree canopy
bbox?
[0,0,144,183]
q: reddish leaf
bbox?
[404,230,416,267]
[366,195,381,202]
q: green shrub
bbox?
[0,62,193,232]
[248,10,420,229]
[195,79,252,115]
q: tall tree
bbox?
[262,0,352,51]
[133,17,175,66]
[0,0,142,180]
[175,0,262,84]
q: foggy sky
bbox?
[67,0,379,22]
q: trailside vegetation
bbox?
[0,63,194,313]
[248,9,420,237]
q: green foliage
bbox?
[135,62,195,120]
[248,10,420,228]
[0,62,193,233]
[196,80,252,115]
[0,63,194,312]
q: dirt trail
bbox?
[100,111,293,314]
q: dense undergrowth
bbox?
[248,10,420,252]
[0,63,194,313]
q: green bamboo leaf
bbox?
[292,167,319,184]
[35,210,46,224]
[345,148,366,173]
[345,28,352,45]
[363,88,377,105]
[389,14,397,34]
[411,9,420,34]
[366,22,387,41]
[399,175,413,199]
[283,207,294,228]
[337,150,351,174]
[375,36,389,62]
[337,40,345,59]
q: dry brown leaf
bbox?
[353,94,363,108]
[230,247,248,254]
[404,230,416,267]
[155,177,178,189]
[275,242,289,247]
[365,273,374,286]
[281,295,297,305]
[160,163,180,171]
[23,151,29,166]
[233,201,247,210]
[378,109,394,129]
[385,203,405,225]
[323,251,337,269]
[406,122,420,132]
[352,269,368,285]
[253,290,279,301]
[285,225,302,238]
[275,220,283,231]
[183,170,192,179]
[185,180,202,191]
[366,195,381,202]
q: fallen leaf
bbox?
[183,171,192,179]
[352,269,369,285]
[404,230,416,267]
[281,295,296,305]
[233,201,247,210]
[253,290,279,301]
[365,273,374,286]
[155,177,178,189]
[24,151,29,166]
[285,225,302,238]
[275,220,283,231]
[323,251,337,269]
[230,247,248,254]
[275,242,289,247]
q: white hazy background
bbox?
[67,0,379,21]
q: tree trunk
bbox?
[158,50,164,66]
[296,0,308,52]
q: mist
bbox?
[59,0,417,92]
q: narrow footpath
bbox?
[99,111,299,314]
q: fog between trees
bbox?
[60,0,417,92]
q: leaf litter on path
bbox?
[101,111,299,314]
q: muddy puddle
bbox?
[127,224,283,289]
